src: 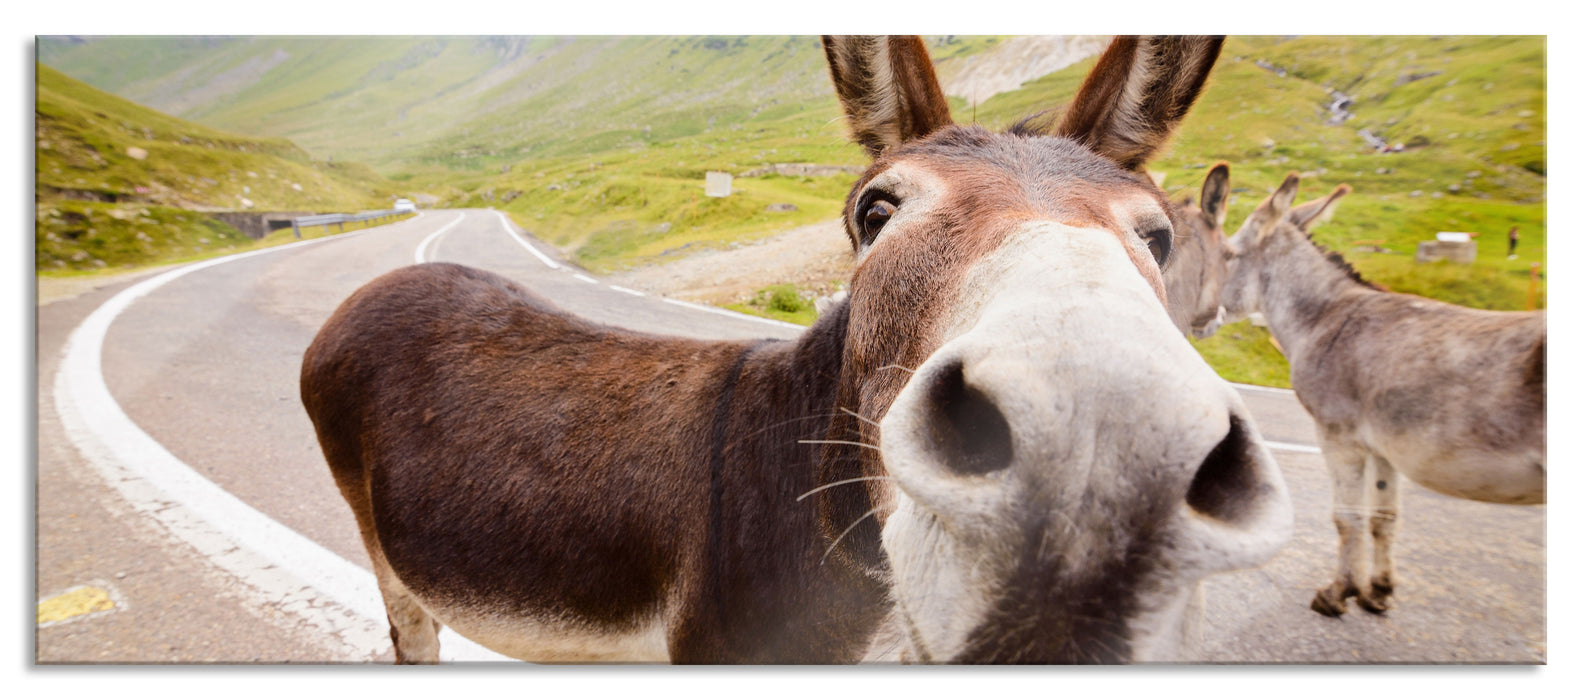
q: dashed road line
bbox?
[572,273,600,284]
[660,296,807,331]
[608,285,646,297]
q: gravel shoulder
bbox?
[604,219,855,305]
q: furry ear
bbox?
[1255,173,1302,240]
[1200,162,1230,229]
[1050,36,1224,171]
[822,35,954,159]
[1288,184,1352,233]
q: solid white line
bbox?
[413,213,467,264]
[572,273,599,284]
[494,210,560,269]
[1265,440,1323,455]
[1232,382,1296,396]
[608,285,646,297]
[54,214,515,663]
[660,297,807,331]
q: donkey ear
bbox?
[822,35,954,159]
[1053,36,1224,171]
[1288,184,1352,232]
[1200,162,1230,229]
[1255,173,1302,239]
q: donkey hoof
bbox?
[1310,589,1348,617]
[1357,594,1391,615]
[1369,577,1394,597]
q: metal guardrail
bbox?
[291,209,411,238]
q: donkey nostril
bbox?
[1186,415,1262,523]
[923,359,1014,476]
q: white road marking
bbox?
[494,210,560,269]
[608,285,646,297]
[54,215,516,663]
[1232,382,1296,396]
[1265,440,1323,455]
[572,273,599,284]
[660,297,807,331]
[413,213,468,264]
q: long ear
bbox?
[1200,162,1230,229]
[822,35,954,159]
[1288,184,1352,232]
[1255,173,1303,239]
[1053,36,1224,171]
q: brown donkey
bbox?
[301,36,1292,664]
[1163,163,1233,338]
[1219,174,1545,617]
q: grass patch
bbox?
[36,201,252,271]
[725,283,818,326]
[1189,321,1293,389]
[36,206,416,276]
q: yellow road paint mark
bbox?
[37,585,117,625]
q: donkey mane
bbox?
[1304,235,1384,291]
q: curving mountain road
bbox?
[36,210,1544,663]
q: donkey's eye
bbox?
[1142,227,1172,266]
[863,200,898,240]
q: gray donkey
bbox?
[1164,163,1234,338]
[1219,173,1545,617]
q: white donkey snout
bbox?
[873,222,1292,661]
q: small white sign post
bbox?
[705,171,733,198]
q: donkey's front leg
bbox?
[1356,454,1401,614]
[372,559,442,663]
[1311,444,1369,617]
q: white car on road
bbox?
[393,198,417,213]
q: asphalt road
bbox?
[36,209,1545,664]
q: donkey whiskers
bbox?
[821,507,881,566]
[839,406,882,429]
[798,439,881,451]
[877,364,916,374]
[796,475,896,502]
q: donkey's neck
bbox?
[690,301,884,662]
[1258,234,1378,366]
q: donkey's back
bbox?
[300,262,739,661]
[1295,291,1545,505]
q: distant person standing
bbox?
[1507,226,1520,260]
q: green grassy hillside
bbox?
[957,36,1547,387]
[38,35,1011,176]
[35,63,400,272]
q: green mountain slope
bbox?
[37,35,1013,175]
[35,63,399,272]
[970,36,1545,385]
